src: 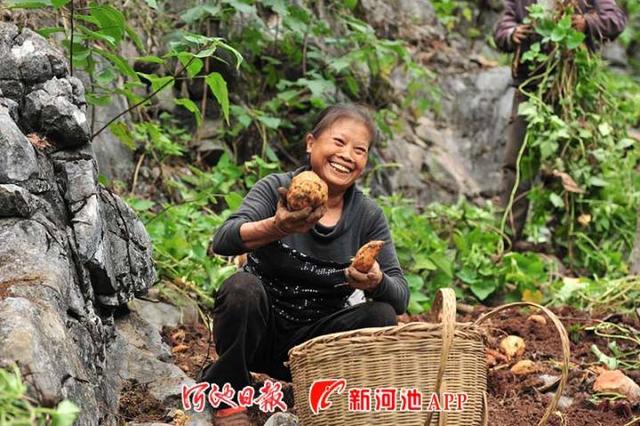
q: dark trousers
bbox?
[500,89,534,242]
[200,271,398,406]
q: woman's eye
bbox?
[334,139,344,146]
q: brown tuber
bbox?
[500,335,526,359]
[351,240,385,273]
[286,171,328,211]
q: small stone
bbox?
[527,314,547,325]
[593,369,640,402]
[511,360,538,375]
[500,335,526,359]
[264,412,299,426]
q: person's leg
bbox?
[261,301,398,382]
[500,89,533,242]
[199,271,271,401]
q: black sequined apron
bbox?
[243,240,354,324]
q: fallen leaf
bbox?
[552,170,585,194]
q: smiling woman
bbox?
[201,104,408,425]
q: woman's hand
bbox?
[511,24,532,44]
[345,260,383,291]
[273,187,327,235]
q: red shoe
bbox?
[213,406,251,426]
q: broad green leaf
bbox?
[256,115,281,129]
[205,72,230,125]
[109,122,136,150]
[413,254,436,271]
[180,4,221,23]
[7,0,51,9]
[51,0,70,8]
[135,55,166,64]
[566,31,585,49]
[144,0,158,9]
[94,48,139,80]
[224,192,244,210]
[430,252,453,277]
[470,280,496,301]
[588,176,607,187]
[224,0,255,14]
[175,98,202,127]
[178,52,204,78]
[90,4,126,44]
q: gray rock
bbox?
[22,77,90,148]
[0,109,38,183]
[12,27,68,84]
[264,412,299,426]
[0,184,39,217]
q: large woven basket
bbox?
[287,288,570,426]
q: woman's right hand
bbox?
[273,187,327,235]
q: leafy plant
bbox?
[501,4,640,277]
[0,365,80,425]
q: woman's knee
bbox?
[358,301,398,327]
[215,272,267,310]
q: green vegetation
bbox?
[0,365,79,425]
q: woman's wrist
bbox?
[270,216,289,238]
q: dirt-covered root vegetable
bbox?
[351,240,385,273]
[510,360,538,375]
[286,171,328,211]
[500,335,526,359]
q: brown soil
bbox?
[118,379,168,424]
[120,306,640,425]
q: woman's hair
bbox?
[309,103,379,148]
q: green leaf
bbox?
[93,48,139,80]
[256,115,281,129]
[588,176,607,187]
[470,280,496,301]
[591,344,618,370]
[344,0,358,9]
[135,55,166,64]
[51,0,70,8]
[109,122,136,150]
[598,122,612,137]
[405,274,424,291]
[566,31,585,49]
[224,0,255,14]
[175,98,202,127]
[178,52,204,78]
[7,0,52,9]
[51,400,80,426]
[224,192,244,210]
[138,73,174,93]
[144,0,158,9]
[430,253,453,277]
[549,193,564,208]
[90,4,126,45]
[205,72,230,125]
[180,4,221,24]
[413,254,437,271]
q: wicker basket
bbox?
[287,288,570,426]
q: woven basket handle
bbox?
[473,302,571,426]
[424,288,457,426]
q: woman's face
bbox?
[306,117,371,195]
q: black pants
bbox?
[200,271,398,406]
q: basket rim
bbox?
[287,320,484,358]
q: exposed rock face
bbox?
[0,22,156,425]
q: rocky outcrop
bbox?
[0,22,156,425]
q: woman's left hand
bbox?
[345,261,383,291]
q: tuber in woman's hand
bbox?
[273,187,327,236]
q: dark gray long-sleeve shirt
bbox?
[211,166,409,317]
